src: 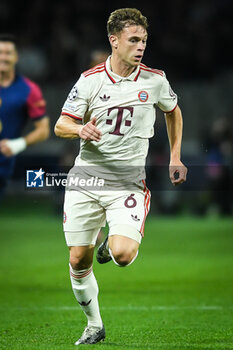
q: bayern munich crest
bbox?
[138,90,148,102]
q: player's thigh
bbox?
[63,189,106,247]
[106,189,151,243]
[108,234,139,257]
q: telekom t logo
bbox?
[106,106,134,136]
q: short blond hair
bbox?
[107,8,148,36]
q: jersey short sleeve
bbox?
[62,75,89,121]
[24,78,47,120]
[157,74,177,113]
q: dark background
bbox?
[0,0,232,215]
[1,0,232,82]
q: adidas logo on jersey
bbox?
[131,214,140,221]
[100,94,110,102]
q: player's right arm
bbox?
[157,72,187,186]
[54,115,102,141]
[55,75,102,142]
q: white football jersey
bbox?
[62,56,177,182]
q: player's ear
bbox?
[109,35,118,49]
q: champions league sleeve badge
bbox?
[68,86,78,101]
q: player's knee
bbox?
[69,250,92,270]
[69,255,85,270]
[111,247,138,267]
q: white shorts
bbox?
[63,186,151,246]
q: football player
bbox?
[0,34,49,201]
[55,8,187,345]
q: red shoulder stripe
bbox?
[83,63,105,76]
[84,68,105,78]
[140,63,163,72]
[140,66,164,76]
[140,63,164,76]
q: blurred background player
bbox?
[0,34,50,201]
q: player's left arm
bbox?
[24,116,50,146]
[165,105,188,186]
[0,79,50,157]
[0,117,50,157]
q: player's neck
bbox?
[0,70,15,87]
[110,56,136,77]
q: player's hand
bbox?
[0,139,14,157]
[169,160,187,186]
[78,117,102,142]
[0,137,27,157]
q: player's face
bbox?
[0,42,18,73]
[115,25,147,67]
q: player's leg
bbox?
[97,225,141,266]
[108,233,140,266]
[97,188,150,267]
[69,242,105,345]
[69,241,102,329]
[64,189,106,345]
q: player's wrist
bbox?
[170,153,181,164]
[170,158,181,164]
[77,125,84,139]
[6,137,27,155]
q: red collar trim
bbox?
[104,61,140,83]
[104,62,116,83]
[134,68,141,81]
